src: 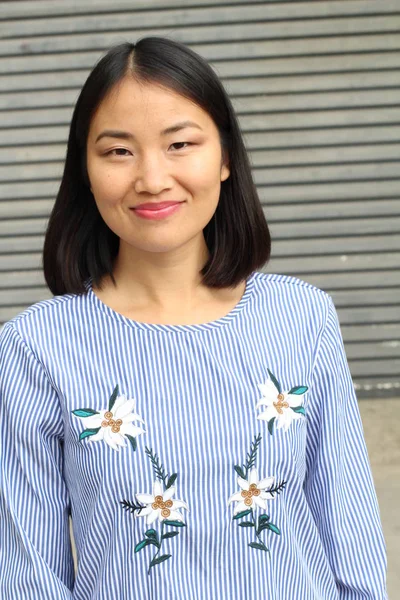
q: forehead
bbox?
[90,76,212,132]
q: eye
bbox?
[170,142,192,151]
[106,148,132,156]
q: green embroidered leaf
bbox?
[162,531,179,540]
[145,529,158,540]
[248,541,269,552]
[150,554,171,568]
[164,520,186,528]
[288,386,308,395]
[126,435,137,452]
[291,406,306,416]
[233,509,252,521]
[166,473,177,489]
[108,385,119,411]
[267,368,281,393]
[238,521,254,528]
[234,465,246,479]
[257,522,271,535]
[145,447,167,482]
[134,539,149,553]
[268,417,276,436]
[72,408,100,418]
[79,427,101,441]
[267,523,281,535]
[244,433,262,471]
[258,514,270,525]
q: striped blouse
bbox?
[0,271,387,599]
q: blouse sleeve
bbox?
[0,324,74,599]
[304,296,387,599]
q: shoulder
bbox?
[252,271,330,304]
[250,271,332,323]
[0,291,85,351]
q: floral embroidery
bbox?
[229,434,285,553]
[123,446,189,574]
[71,384,145,451]
[256,369,308,434]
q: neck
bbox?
[104,235,211,308]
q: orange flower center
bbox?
[273,393,289,415]
[151,495,173,517]
[240,482,261,506]
[101,411,123,432]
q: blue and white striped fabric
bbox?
[0,271,387,599]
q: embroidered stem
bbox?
[250,509,270,553]
[145,446,168,485]
[244,433,262,477]
[148,521,164,575]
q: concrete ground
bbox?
[359,398,399,600]
[69,398,399,597]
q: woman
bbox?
[0,37,387,599]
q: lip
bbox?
[133,201,182,210]
[130,201,184,221]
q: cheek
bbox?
[182,153,224,196]
[88,161,129,204]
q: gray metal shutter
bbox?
[0,0,399,397]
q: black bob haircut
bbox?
[43,36,271,295]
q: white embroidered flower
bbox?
[228,467,275,515]
[256,377,306,432]
[81,393,145,451]
[136,480,189,525]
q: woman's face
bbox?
[86,76,230,256]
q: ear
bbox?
[220,155,230,182]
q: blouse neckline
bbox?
[85,271,256,334]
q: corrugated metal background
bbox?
[0,0,399,397]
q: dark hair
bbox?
[43,37,271,295]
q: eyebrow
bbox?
[95,120,203,143]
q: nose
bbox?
[134,152,173,195]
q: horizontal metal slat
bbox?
[267,252,400,273]
[224,71,400,95]
[251,145,400,167]
[330,288,400,308]
[4,86,400,113]
[271,235,400,256]
[5,162,400,186]
[240,108,400,132]
[345,341,400,360]
[2,105,399,130]
[2,69,399,101]
[332,306,400,325]
[308,271,400,290]
[0,235,43,253]
[2,4,334,38]
[2,144,399,168]
[2,178,399,203]
[353,377,400,395]
[348,358,400,376]
[341,323,400,342]
[0,270,45,288]
[0,199,54,218]
[3,122,400,150]
[269,216,400,238]
[254,163,400,185]
[0,0,398,25]
[2,0,398,20]
[1,270,399,298]
[0,217,47,236]
[0,252,41,271]
[258,180,400,203]
[1,16,399,56]
[3,34,400,76]
[0,286,50,305]
[268,200,400,220]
